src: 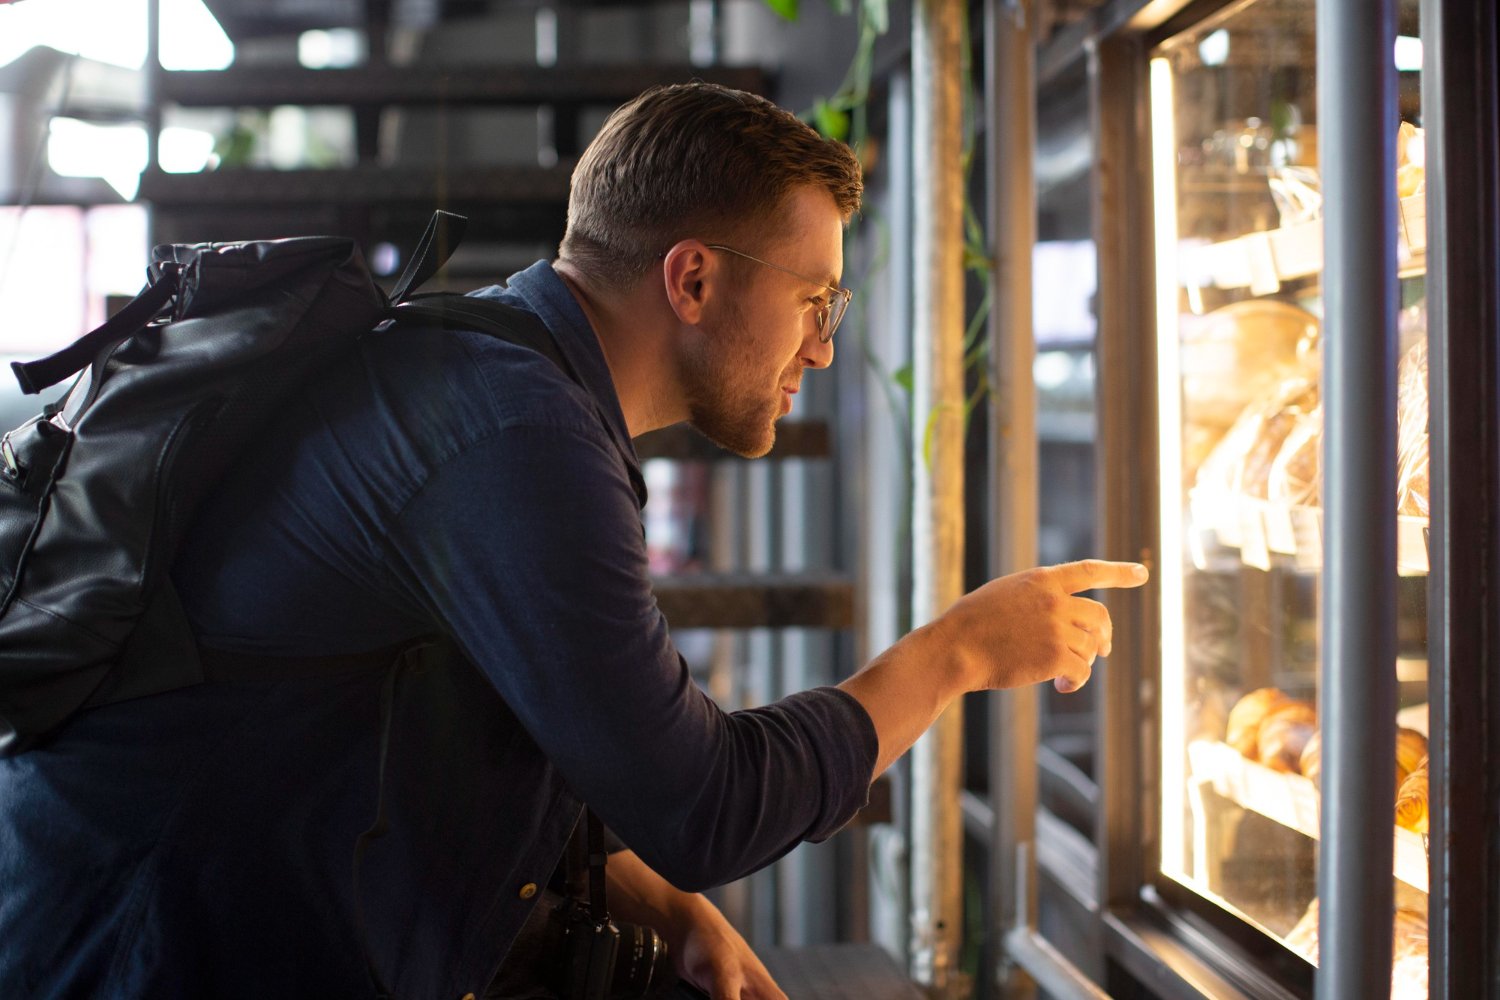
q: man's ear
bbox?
[661,240,716,326]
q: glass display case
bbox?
[1150,0,1430,992]
[984,0,1499,996]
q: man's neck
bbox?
[552,261,685,439]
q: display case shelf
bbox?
[1189,489,1430,576]
[1182,194,1427,294]
[1188,740,1428,894]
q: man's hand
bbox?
[840,558,1149,777]
[604,850,785,999]
[933,559,1149,695]
[674,902,786,1000]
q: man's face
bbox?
[683,186,844,458]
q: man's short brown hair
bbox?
[558,82,863,289]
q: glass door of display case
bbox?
[1150,0,1432,993]
[987,0,1500,998]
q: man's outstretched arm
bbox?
[839,560,1149,778]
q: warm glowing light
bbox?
[1150,56,1188,881]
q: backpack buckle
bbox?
[1,432,22,484]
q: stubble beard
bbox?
[684,300,788,459]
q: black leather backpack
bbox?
[0,212,571,756]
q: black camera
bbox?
[487,888,677,1000]
[487,810,678,1000]
[552,894,676,999]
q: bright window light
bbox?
[48,118,147,200]
[0,0,232,71]
[1197,29,1230,68]
[0,0,146,69]
[1394,35,1422,73]
[159,126,217,173]
[298,29,363,69]
[161,0,234,70]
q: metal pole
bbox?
[909,0,967,993]
[1315,0,1399,996]
[987,0,1040,995]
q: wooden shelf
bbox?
[1188,740,1428,894]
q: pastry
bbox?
[1394,728,1428,788]
[1257,700,1318,772]
[1226,687,1288,759]
[1299,729,1322,787]
[1395,755,1429,834]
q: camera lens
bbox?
[610,922,676,998]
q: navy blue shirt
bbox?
[0,262,877,999]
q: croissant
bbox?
[1227,687,1288,759]
[1395,755,1429,834]
[1394,729,1428,787]
[1257,700,1318,772]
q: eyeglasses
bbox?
[705,244,853,344]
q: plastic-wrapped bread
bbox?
[1226,687,1288,759]
[1257,700,1318,772]
[1395,755,1429,834]
[1268,404,1322,507]
[1181,301,1319,482]
[1232,379,1320,499]
[1396,338,1430,518]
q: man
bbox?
[0,83,1145,998]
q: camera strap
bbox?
[587,810,609,918]
[564,808,611,922]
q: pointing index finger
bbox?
[1049,559,1150,594]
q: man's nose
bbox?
[800,331,834,370]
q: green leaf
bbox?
[813,99,851,141]
[921,405,941,468]
[828,0,853,15]
[861,0,889,34]
[891,363,914,394]
[762,0,799,21]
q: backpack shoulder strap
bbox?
[388,295,583,390]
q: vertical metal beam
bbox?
[144,0,163,247]
[909,0,967,993]
[1089,29,1156,922]
[987,0,1040,994]
[864,67,916,966]
[1315,0,1399,997]
[1422,0,1500,996]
